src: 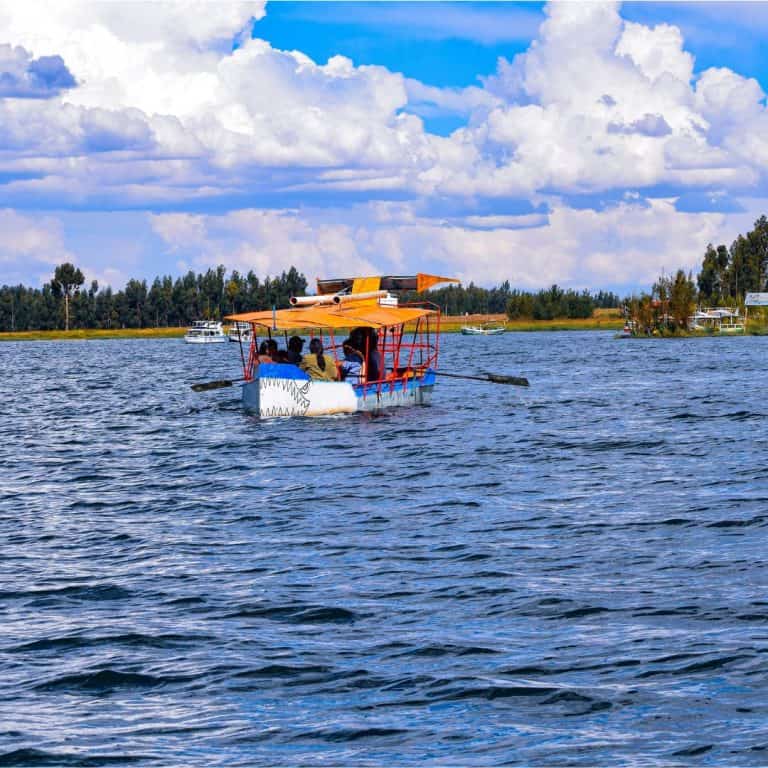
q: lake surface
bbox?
[2,332,768,766]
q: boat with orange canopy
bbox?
[221,274,458,418]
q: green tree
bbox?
[124,279,148,327]
[51,263,85,331]
[225,273,242,314]
[698,244,720,303]
[669,269,696,329]
[71,280,98,328]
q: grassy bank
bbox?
[0,314,630,341]
[0,327,187,342]
[437,311,624,333]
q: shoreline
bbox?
[0,327,189,342]
[0,318,625,342]
[8,323,767,342]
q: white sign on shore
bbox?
[745,293,768,306]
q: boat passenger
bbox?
[366,330,380,382]
[286,335,304,365]
[258,340,273,363]
[340,340,365,385]
[350,327,379,382]
[267,339,288,363]
[300,338,339,381]
[349,327,366,352]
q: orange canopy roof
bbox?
[336,305,433,327]
[226,302,437,331]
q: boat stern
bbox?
[242,364,358,417]
[242,378,260,412]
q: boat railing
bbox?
[241,303,440,396]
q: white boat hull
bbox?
[184,335,227,344]
[242,364,435,417]
[461,326,505,335]
[184,320,227,343]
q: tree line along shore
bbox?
[1,263,620,335]
[1,215,765,337]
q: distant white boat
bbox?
[227,322,252,343]
[461,323,506,336]
[184,321,227,344]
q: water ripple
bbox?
[2,333,768,765]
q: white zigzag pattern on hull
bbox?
[260,377,311,417]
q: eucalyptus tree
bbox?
[51,263,84,331]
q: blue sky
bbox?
[0,1,767,294]
[254,2,768,133]
[254,2,768,90]
[253,2,544,136]
[254,3,543,88]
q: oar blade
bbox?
[487,373,530,387]
[191,379,235,392]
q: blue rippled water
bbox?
[2,332,768,766]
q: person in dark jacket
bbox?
[366,330,380,382]
[286,335,304,364]
[350,327,379,382]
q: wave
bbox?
[223,603,363,623]
[0,748,152,766]
[6,632,203,654]
[0,584,132,604]
[34,669,192,693]
[291,727,409,743]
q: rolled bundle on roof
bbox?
[333,290,388,304]
[289,294,337,306]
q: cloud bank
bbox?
[0,1,765,290]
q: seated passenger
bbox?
[366,330,380,382]
[300,338,339,381]
[258,340,273,363]
[340,340,365,385]
[350,326,379,382]
[267,339,290,363]
[286,335,304,364]
[349,327,366,352]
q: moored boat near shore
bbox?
[184,321,227,343]
[460,323,506,336]
[616,320,635,339]
[227,322,252,343]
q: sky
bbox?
[1,1,767,294]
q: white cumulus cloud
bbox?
[0,0,766,291]
[147,199,732,293]
[433,1,768,200]
[0,209,74,284]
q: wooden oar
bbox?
[191,377,245,392]
[435,371,530,387]
[193,371,529,391]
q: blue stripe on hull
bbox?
[354,369,435,413]
[241,368,436,417]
